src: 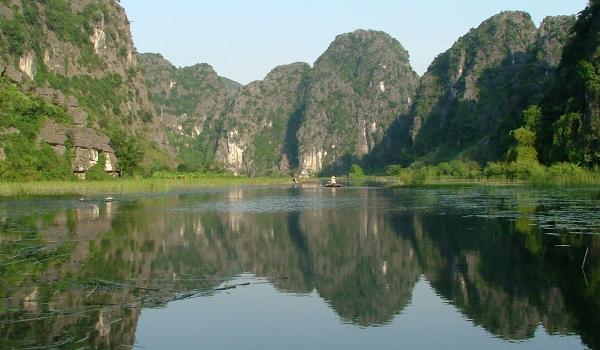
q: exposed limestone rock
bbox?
[39,121,118,174]
[0,3,12,20]
[403,12,574,163]
[139,53,230,138]
[35,88,88,126]
[19,52,36,80]
[536,16,576,68]
[0,0,177,169]
[90,18,107,55]
[4,65,22,83]
[221,130,245,174]
[299,148,325,174]
[215,63,310,175]
[297,29,419,174]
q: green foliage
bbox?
[550,112,585,163]
[349,164,366,178]
[38,70,125,119]
[483,160,600,184]
[385,164,404,176]
[0,1,103,66]
[539,0,600,166]
[483,160,545,180]
[0,79,74,181]
[85,153,112,180]
[507,127,538,162]
[0,79,70,135]
[0,139,74,181]
[386,160,482,185]
[523,105,542,130]
[108,130,143,176]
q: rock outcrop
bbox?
[38,121,118,177]
[399,12,574,164]
[215,63,310,175]
[138,53,237,169]
[0,0,175,175]
[139,53,231,137]
[297,30,419,174]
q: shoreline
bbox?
[1,176,598,198]
[0,177,291,198]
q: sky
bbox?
[120,0,588,85]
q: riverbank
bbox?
[0,177,291,198]
[1,173,598,198]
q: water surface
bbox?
[0,185,598,349]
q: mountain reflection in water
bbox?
[0,186,598,349]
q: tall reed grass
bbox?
[0,177,290,198]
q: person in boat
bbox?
[328,176,337,185]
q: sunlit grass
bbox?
[0,177,291,198]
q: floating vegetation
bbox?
[401,187,600,236]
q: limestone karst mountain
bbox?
[214,63,310,175]
[0,0,594,178]
[138,53,232,169]
[296,30,419,174]
[0,0,175,178]
[372,12,575,166]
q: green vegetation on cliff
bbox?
[401,12,573,165]
[540,0,600,166]
[0,78,74,181]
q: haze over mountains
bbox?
[0,0,598,178]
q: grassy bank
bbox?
[377,161,600,188]
[0,177,290,198]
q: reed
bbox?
[0,177,290,198]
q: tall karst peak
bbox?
[138,53,232,169]
[398,11,574,165]
[215,62,311,175]
[297,29,419,175]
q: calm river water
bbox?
[1,185,599,349]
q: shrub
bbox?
[85,153,112,181]
[349,164,365,178]
[385,164,404,176]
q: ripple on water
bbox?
[170,195,365,214]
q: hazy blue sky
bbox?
[121,0,587,84]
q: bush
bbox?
[484,160,545,180]
[547,162,585,178]
[349,164,365,178]
[385,164,404,176]
[85,153,112,181]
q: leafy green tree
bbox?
[539,0,600,166]
[349,164,366,178]
[109,131,144,176]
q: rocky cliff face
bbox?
[138,53,235,169]
[139,53,230,138]
[215,63,310,175]
[297,30,419,174]
[0,0,174,175]
[398,12,574,164]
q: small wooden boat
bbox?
[324,176,344,188]
[324,176,343,187]
[324,183,344,188]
